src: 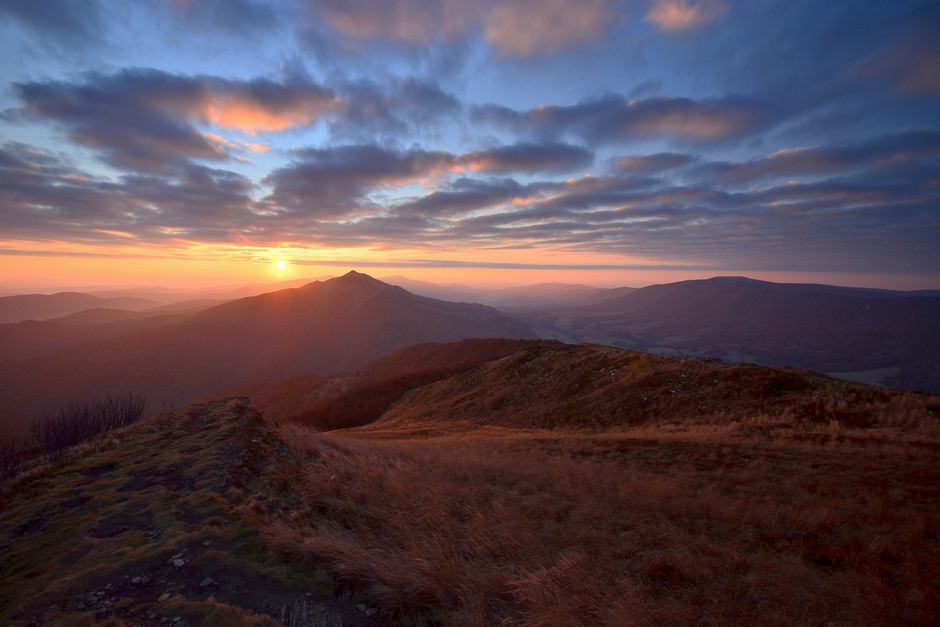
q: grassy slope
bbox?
[363,343,937,435]
[224,338,549,427]
[4,343,938,626]
[0,398,377,627]
[263,344,940,626]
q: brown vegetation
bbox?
[29,394,147,460]
[258,343,939,626]
[258,339,548,430]
[0,398,376,626]
[3,341,938,626]
[1,394,148,477]
[362,344,937,437]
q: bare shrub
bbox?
[0,433,28,479]
[29,394,147,459]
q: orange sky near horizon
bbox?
[3,248,938,294]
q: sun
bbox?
[275,260,288,272]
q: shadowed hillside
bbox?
[0,398,378,626]
[519,276,940,392]
[224,338,551,429]
[0,314,193,365]
[0,292,161,324]
[0,272,537,434]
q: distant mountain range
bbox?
[0,272,535,433]
[380,275,636,310]
[1,272,937,434]
[512,276,940,392]
[0,292,161,324]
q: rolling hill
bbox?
[518,276,940,392]
[353,342,936,436]
[219,338,550,427]
[0,292,161,324]
[0,272,537,434]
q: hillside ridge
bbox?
[0,397,378,626]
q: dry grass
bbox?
[0,399,362,627]
[259,345,940,626]
[266,426,939,626]
[360,344,938,438]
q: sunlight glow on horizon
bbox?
[2,246,938,294]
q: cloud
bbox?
[262,145,458,218]
[645,0,728,32]
[115,163,259,240]
[394,177,528,216]
[718,129,940,181]
[0,141,259,244]
[475,94,780,143]
[300,0,624,57]
[328,77,461,141]
[721,146,861,181]
[305,0,473,45]
[460,142,594,173]
[12,69,342,173]
[483,0,623,57]
[0,0,103,42]
[192,78,341,135]
[163,0,282,36]
[534,174,660,213]
[263,141,593,219]
[613,152,695,172]
[5,131,938,275]
[0,142,122,240]
[861,36,940,97]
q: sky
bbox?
[1,0,939,292]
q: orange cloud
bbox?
[204,132,270,155]
[318,0,475,44]
[645,0,727,32]
[146,76,345,136]
[312,0,622,57]
[198,96,339,135]
[484,0,621,57]
[623,97,755,139]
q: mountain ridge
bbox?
[515,275,940,392]
[0,272,536,434]
[0,292,162,324]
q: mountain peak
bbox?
[331,270,388,287]
[340,270,372,279]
